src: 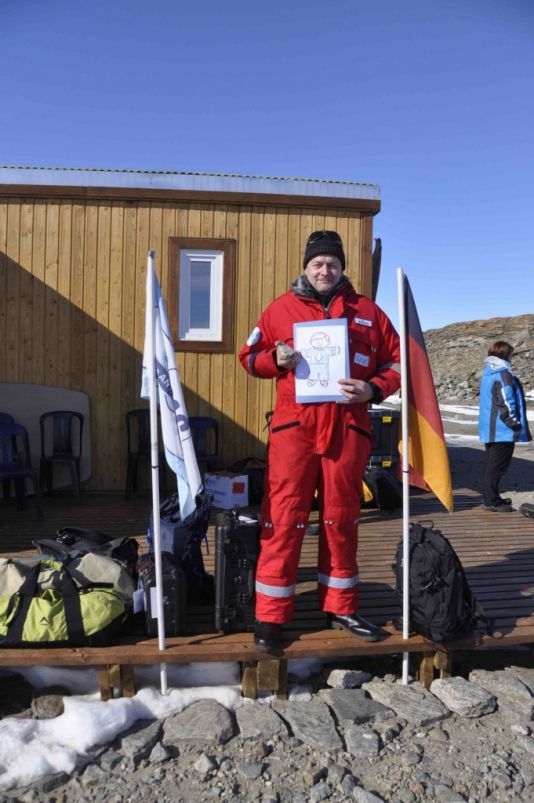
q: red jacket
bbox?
[239,279,401,451]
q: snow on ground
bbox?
[0,660,317,791]
[445,433,479,444]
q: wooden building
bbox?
[0,167,380,491]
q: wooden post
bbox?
[98,664,136,701]
[416,652,435,689]
[434,650,452,679]
[241,659,288,699]
[241,662,258,699]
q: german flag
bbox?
[400,277,453,512]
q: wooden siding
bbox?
[0,195,375,490]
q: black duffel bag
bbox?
[34,528,139,579]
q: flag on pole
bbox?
[141,266,202,520]
[399,276,453,512]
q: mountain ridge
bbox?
[423,313,534,401]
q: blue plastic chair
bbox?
[40,411,84,500]
[189,416,219,472]
[0,422,43,519]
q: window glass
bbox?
[190,260,211,328]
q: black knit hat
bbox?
[303,230,346,271]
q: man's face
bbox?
[304,255,343,295]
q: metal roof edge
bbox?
[0,166,380,201]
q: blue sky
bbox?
[1,0,533,331]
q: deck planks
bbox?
[1,487,534,672]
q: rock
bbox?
[99,750,121,771]
[80,763,108,786]
[309,781,332,802]
[342,774,358,795]
[236,703,289,739]
[120,720,162,761]
[345,725,381,758]
[514,734,534,756]
[362,681,450,726]
[402,750,422,766]
[319,689,394,725]
[432,783,466,801]
[469,669,534,723]
[326,669,372,688]
[272,700,343,750]
[506,666,534,696]
[31,694,65,719]
[236,760,264,780]
[194,753,218,774]
[511,724,530,736]
[148,742,171,763]
[352,787,385,802]
[327,764,347,785]
[430,677,496,718]
[163,700,235,745]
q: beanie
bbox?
[303,230,346,271]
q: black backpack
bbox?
[394,521,491,642]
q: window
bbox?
[169,237,236,353]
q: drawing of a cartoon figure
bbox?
[301,331,340,387]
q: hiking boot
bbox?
[327,613,389,642]
[254,621,282,651]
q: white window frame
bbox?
[178,249,224,341]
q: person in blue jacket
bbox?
[479,341,531,511]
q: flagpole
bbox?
[397,267,411,685]
[146,251,168,696]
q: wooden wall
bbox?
[0,191,376,490]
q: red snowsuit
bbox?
[239,278,401,623]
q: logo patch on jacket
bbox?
[246,327,261,346]
[354,317,372,327]
[354,352,369,367]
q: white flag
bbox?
[141,266,202,519]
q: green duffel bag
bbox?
[0,558,127,648]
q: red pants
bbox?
[255,408,371,623]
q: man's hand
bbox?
[275,341,300,371]
[338,378,373,403]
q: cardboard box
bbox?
[205,472,249,509]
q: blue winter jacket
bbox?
[479,356,531,444]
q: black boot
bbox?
[254,621,282,650]
[327,613,389,642]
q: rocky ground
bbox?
[4,651,534,803]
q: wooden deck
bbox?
[1,489,534,697]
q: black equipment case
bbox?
[368,408,400,469]
[215,510,261,634]
[136,551,187,636]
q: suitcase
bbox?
[368,408,400,469]
[215,510,261,634]
[136,551,187,636]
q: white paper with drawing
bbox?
[293,318,350,403]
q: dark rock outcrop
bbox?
[423,314,534,401]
